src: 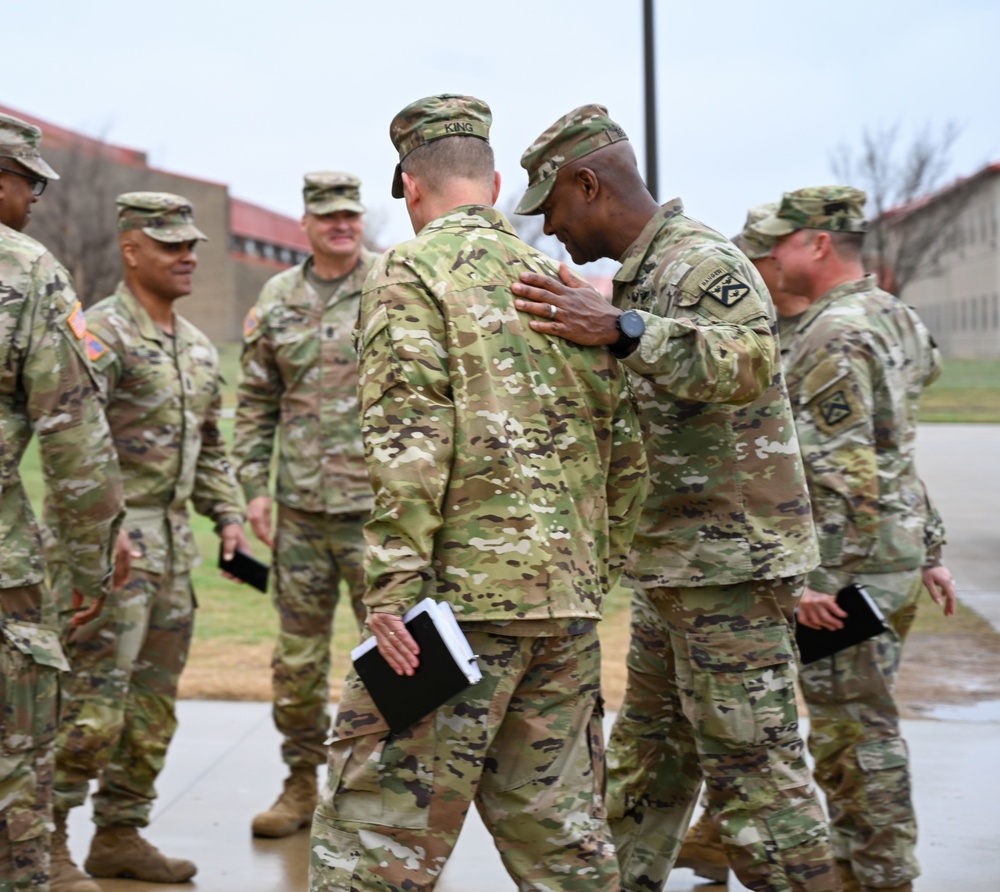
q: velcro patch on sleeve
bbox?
[701,268,751,307]
[810,384,862,435]
[86,333,108,362]
[243,307,260,338]
[67,301,87,339]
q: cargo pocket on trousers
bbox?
[310,811,363,889]
[0,622,67,752]
[856,736,911,826]
[325,714,434,831]
[686,624,797,751]
[764,802,824,851]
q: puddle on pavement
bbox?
[924,699,1000,723]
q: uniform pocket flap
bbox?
[0,620,70,672]
[688,624,794,673]
[359,303,391,354]
[856,736,908,773]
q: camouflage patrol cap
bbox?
[0,112,59,180]
[732,203,779,260]
[389,94,492,199]
[515,104,628,216]
[116,192,208,242]
[751,186,868,237]
[303,171,365,215]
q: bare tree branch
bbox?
[29,129,122,306]
[830,120,969,294]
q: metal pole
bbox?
[643,0,658,201]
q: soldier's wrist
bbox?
[242,481,270,503]
[215,515,244,534]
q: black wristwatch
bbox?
[608,309,645,359]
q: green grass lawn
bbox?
[920,357,1000,422]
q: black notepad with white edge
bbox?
[795,583,890,665]
[351,598,483,734]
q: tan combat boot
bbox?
[50,810,102,892]
[675,810,729,884]
[251,766,318,838]
[863,885,912,892]
[84,825,197,883]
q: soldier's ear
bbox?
[491,170,501,205]
[575,168,600,205]
[119,236,139,270]
[812,231,833,260]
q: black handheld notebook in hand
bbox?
[218,545,270,593]
[795,583,889,664]
[352,598,482,734]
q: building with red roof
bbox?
[1,103,313,342]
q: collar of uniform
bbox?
[795,274,877,337]
[613,198,685,285]
[295,248,375,308]
[417,204,517,239]
[117,282,173,345]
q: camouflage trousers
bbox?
[271,505,367,770]
[54,566,194,827]
[607,578,836,892]
[800,570,922,889]
[0,585,64,892]
[310,626,619,892]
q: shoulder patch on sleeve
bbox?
[243,306,260,338]
[700,267,751,307]
[808,380,864,436]
[67,301,87,339]
[817,389,854,426]
[85,333,109,362]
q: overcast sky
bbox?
[6,0,999,258]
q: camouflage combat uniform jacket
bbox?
[781,276,937,594]
[0,225,122,606]
[233,252,375,514]
[86,283,243,574]
[613,200,818,588]
[358,205,648,619]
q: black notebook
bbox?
[795,583,889,664]
[352,598,483,734]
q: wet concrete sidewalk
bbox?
[63,423,1000,891]
[64,702,1000,892]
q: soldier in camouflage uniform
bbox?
[0,112,124,892]
[50,193,248,889]
[748,188,958,892]
[232,172,376,838]
[676,202,957,888]
[309,94,648,892]
[512,106,837,892]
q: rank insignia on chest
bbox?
[818,389,853,426]
[86,334,108,362]
[243,307,259,338]
[67,301,87,339]
[703,270,750,307]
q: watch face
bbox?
[620,310,645,339]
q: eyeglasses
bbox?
[0,166,48,197]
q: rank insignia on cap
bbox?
[86,333,108,362]
[67,301,86,339]
[703,270,750,307]
[818,389,853,426]
[243,307,259,338]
